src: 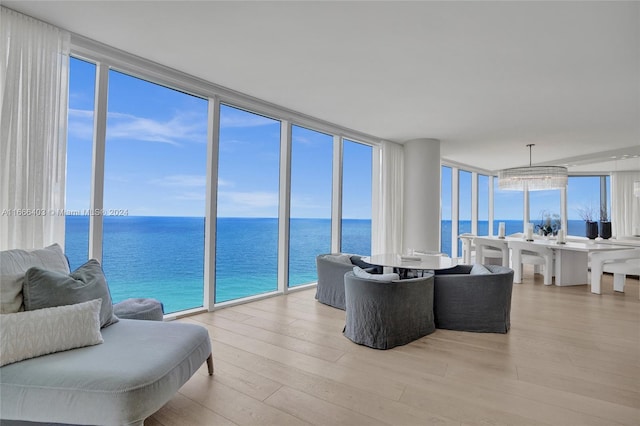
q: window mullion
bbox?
[88,62,108,263]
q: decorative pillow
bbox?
[0,299,104,367]
[328,254,353,265]
[350,256,382,273]
[353,266,400,282]
[0,244,70,314]
[470,264,492,275]
[23,259,119,328]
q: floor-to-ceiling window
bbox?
[102,70,208,314]
[437,166,613,252]
[288,126,332,287]
[478,174,490,236]
[441,166,453,256]
[457,170,472,254]
[341,139,372,255]
[529,189,561,235]
[64,57,95,270]
[567,175,610,237]
[216,104,281,302]
[493,178,524,236]
[65,41,378,314]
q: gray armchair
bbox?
[433,264,514,333]
[315,253,379,310]
[343,271,435,349]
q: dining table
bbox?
[475,236,631,286]
[362,253,457,278]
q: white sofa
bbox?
[0,244,213,425]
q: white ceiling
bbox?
[5,0,640,172]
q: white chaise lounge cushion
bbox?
[0,319,211,425]
[0,299,103,367]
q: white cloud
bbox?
[218,191,279,208]
[69,109,94,119]
[107,111,206,146]
[217,178,233,187]
[67,108,207,146]
[293,135,314,145]
[175,192,206,201]
[106,175,130,183]
[67,109,95,140]
[150,174,206,187]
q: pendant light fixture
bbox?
[498,144,568,191]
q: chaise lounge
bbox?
[0,244,213,425]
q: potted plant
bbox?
[599,204,612,239]
[578,206,598,239]
[535,210,560,237]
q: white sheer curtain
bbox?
[611,171,640,238]
[372,141,404,254]
[0,7,70,250]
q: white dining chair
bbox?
[473,236,510,267]
[508,238,555,285]
[458,234,502,265]
[590,248,640,295]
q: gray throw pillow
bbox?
[23,259,119,328]
[470,264,491,275]
[328,254,353,264]
[350,256,382,274]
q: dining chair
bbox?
[508,238,555,285]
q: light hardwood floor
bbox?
[148,267,640,426]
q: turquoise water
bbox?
[66,216,587,313]
[65,216,371,313]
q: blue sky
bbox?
[68,57,603,221]
[441,167,606,221]
[66,58,372,218]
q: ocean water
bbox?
[66,216,588,314]
[441,219,591,256]
[65,216,371,314]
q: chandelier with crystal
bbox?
[498,144,568,191]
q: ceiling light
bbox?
[498,144,568,191]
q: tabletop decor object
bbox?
[578,205,598,239]
[599,204,611,239]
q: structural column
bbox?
[403,138,441,253]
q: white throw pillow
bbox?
[0,244,70,314]
[0,299,104,367]
[353,266,400,282]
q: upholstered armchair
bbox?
[343,271,435,349]
[315,253,379,310]
[433,264,514,333]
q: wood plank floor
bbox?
[148,267,640,426]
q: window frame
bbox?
[66,37,380,315]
